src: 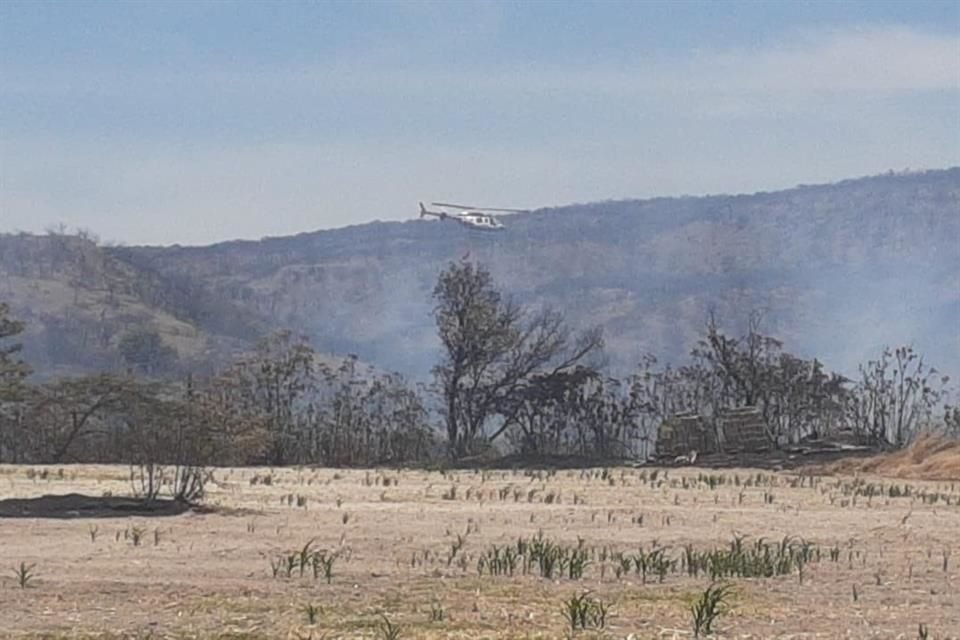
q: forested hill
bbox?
[3,168,959,379]
[0,232,266,377]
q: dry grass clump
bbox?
[823,434,960,480]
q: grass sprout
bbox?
[691,582,734,637]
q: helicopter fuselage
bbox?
[452,212,505,231]
[419,202,506,231]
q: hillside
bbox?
[0,233,265,377]
[2,169,958,380]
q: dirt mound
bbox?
[819,434,960,481]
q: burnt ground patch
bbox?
[0,493,194,519]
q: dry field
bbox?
[1,462,958,639]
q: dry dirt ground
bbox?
[0,463,958,639]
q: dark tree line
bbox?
[622,314,950,452]
[1,259,957,492]
[430,262,955,457]
[0,305,436,502]
[0,330,435,470]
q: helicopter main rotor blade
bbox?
[432,202,528,213]
[431,202,478,210]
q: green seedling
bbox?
[691,582,733,638]
[13,562,36,589]
[561,591,609,633]
[377,614,403,640]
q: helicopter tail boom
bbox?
[419,202,446,220]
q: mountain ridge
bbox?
[2,168,958,381]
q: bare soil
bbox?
[0,461,957,639]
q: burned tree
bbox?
[0,303,30,462]
[432,259,603,458]
[848,346,947,446]
[21,374,132,463]
[227,331,316,465]
[0,303,28,392]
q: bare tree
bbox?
[123,376,245,504]
[849,346,947,446]
[229,331,316,464]
[693,311,782,410]
[505,366,599,456]
[22,374,131,463]
[432,259,603,458]
[303,362,434,466]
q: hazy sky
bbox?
[2,0,958,246]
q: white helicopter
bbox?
[418,202,525,231]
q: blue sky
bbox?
[1,0,958,245]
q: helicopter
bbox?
[418,202,526,231]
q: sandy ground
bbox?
[0,464,958,639]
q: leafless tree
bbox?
[848,346,947,446]
[432,259,603,458]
